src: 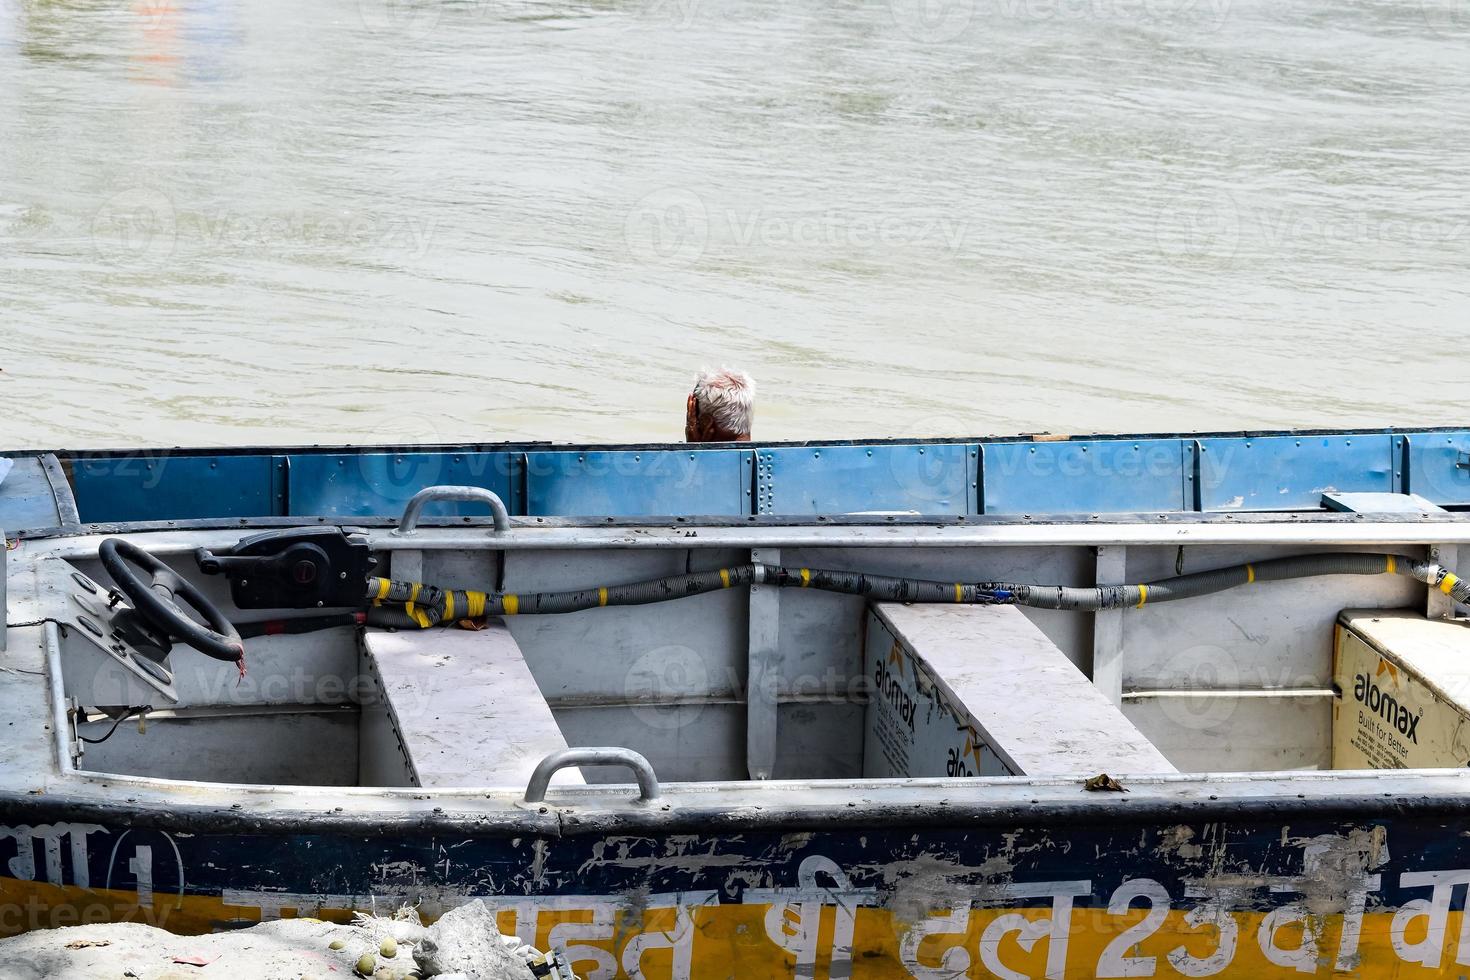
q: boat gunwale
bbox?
[8,422,1470,462]
[14,761,1470,838]
[6,511,1470,551]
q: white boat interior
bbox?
[10,513,1466,800]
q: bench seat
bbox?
[361,624,583,789]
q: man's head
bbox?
[685,368,755,442]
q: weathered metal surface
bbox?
[526,449,750,517]
[1404,431,1470,505]
[1092,544,1126,705]
[981,438,1187,515]
[1119,542,1420,772]
[288,452,518,519]
[78,708,360,785]
[18,514,1470,559]
[1197,434,1394,512]
[38,453,80,526]
[363,626,582,790]
[0,805,1469,977]
[70,453,280,523]
[1322,491,1446,514]
[0,455,70,531]
[747,547,781,780]
[868,603,1174,778]
[758,444,976,516]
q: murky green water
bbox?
[1,0,1467,448]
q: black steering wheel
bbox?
[99,538,244,665]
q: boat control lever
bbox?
[196,527,375,610]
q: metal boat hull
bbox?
[3,793,1467,977]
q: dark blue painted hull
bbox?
[4,800,1467,976]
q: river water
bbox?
[1,0,1467,449]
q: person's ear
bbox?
[685,393,699,441]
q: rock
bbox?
[0,906,559,980]
[414,901,536,979]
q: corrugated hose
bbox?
[362,552,1469,628]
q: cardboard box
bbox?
[1334,610,1470,770]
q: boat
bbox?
[2,425,1469,977]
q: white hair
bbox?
[693,367,755,437]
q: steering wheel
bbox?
[99,538,244,665]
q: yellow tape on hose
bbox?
[1135,584,1149,608]
[467,591,485,618]
[503,594,519,615]
[405,583,431,627]
[1442,573,1461,595]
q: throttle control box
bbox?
[196,527,375,609]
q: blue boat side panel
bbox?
[758,444,976,515]
[1405,431,1470,506]
[71,454,278,523]
[56,428,1469,524]
[0,457,63,531]
[526,450,750,517]
[287,453,518,518]
[1197,434,1393,511]
[981,439,1186,515]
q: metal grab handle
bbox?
[395,486,510,535]
[524,748,661,804]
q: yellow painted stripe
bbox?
[598,586,608,607]
[443,592,454,622]
[1442,573,1460,595]
[719,568,731,588]
[0,877,1459,972]
[1387,555,1397,575]
[1135,584,1149,608]
[503,594,519,615]
[800,568,811,587]
[954,583,964,603]
[1245,564,1255,584]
